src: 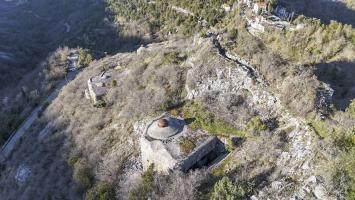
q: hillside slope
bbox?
[0,0,354,199]
[0,35,352,199]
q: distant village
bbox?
[241,0,303,35]
[223,0,303,35]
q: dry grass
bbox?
[0,38,191,199]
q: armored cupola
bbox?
[146,116,185,140]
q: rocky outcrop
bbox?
[187,37,280,119]
[186,37,335,199]
[315,84,334,117]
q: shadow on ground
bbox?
[279,0,355,26]
[315,61,355,110]
[0,0,151,90]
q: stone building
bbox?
[85,71,112,103]
[138,113,226,173]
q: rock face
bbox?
[86,71,112,103]
[315,85,334,117]
[186,37,281,122]
[138,113,226,172]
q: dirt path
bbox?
[0,71,79,162]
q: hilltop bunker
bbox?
[139,113,227,172]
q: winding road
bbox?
[0,71,79,162]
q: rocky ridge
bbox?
[185,36,334,199]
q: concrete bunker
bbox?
[139,113,227,172]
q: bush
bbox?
[68,154,80,168]
[94,100,107,108]
[346,100,355,118]
[86,182,116,200]
[129,164,154,200]
[334,148,355,199]
[73,160,94,189]
[246,116,267,132]
[308,119,332,139]
[79,49,93,68]
[177,102,246,137]
[163,51,187,64]
[107,0,229,35]
[111,80,117,87]
[227,28,238,40]
[210,177,249,200]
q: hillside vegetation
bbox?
[107,0,233,35]
[0,0,354,199]
[0,0,148,146]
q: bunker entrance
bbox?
[183,140,228,172]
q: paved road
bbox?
[0,71,79,162]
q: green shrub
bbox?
[227,28,238,40]
[308,120,330,139]
[178,102,246,137]
[212,156,233,177]
[107,0,229,35]
[86,182,116,200]
[73,160,94,189]
[335,148,355,199]
[246,116,267,132]
[94,100,107,108]
[338,129,355,152]
[346,100,355,118]
[111,80,117,87]
[333,127,355,199]
[159,102,169,111]
[68,154,80,168]
[210,177,249,200]
[129,164,154,200]
[79,49,93,68]
[345,150,355,199]
[163,51,187,64]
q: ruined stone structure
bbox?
[67,51,79,71]
[85,71,112,103]
[253,2,267,14]
[138,113,226,172]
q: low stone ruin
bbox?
[67,51,79,72]
[85,71,112,103]
[138,113,226,173]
